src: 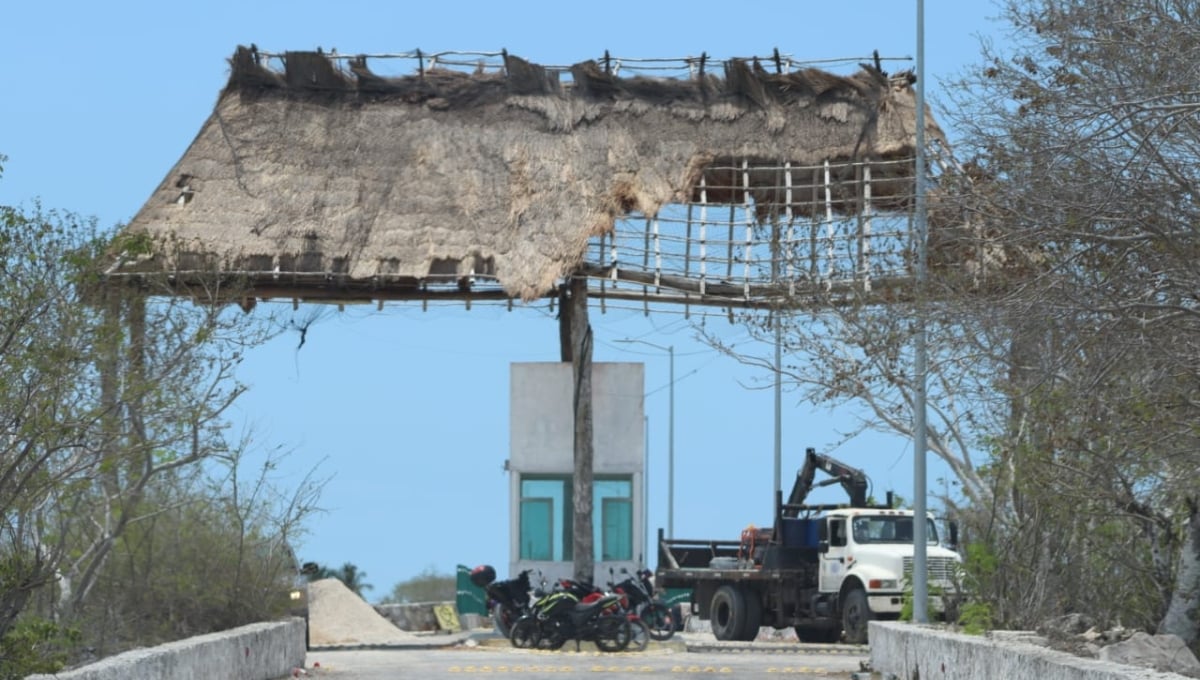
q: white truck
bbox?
[654,448,963,644]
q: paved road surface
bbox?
[290,634,870,679]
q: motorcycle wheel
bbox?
[593,613,632,652]
[492,603,514,639]
[509,616,539,649]
[537,618,568,650]
[642,602,676,641]
[627,617,650,652]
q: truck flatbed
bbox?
[655,535,821,590]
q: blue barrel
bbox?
[780,518,820,547]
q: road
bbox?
[291,635,870,679]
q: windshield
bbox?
[851,516,938,544]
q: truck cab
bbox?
[818,508,962,634]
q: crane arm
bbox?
[784,447,871,515]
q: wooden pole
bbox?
[560,276,595,583]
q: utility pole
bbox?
[912,0,930,624]
[618,339,675,538]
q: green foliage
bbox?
[957,600,995,635]
[70,463,309,655]
[962,542,998,583]
[0,619,79,680]
[381,565,456,604]
[111,230,155,257]
[897,581,945,624]
[899,591,914,622]
[0,157,314,665]
[306,562,373,598]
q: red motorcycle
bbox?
[609,567,675,641]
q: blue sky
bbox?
[1,0,1001,600]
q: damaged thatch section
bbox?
[112,45,945,302]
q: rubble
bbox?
[1099,632,1200,678]
[1030,614,1200,678]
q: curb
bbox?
[311,630,869,655]
[308,631,478,651]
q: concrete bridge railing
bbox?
[25,618,305,680]
[868,621,1193,680]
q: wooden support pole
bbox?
[559,275,595,583]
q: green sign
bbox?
[455,564,489,616]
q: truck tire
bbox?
[709,585,746,641]
[735,587,762,641]
[841,587,872,644]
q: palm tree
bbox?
[305,561,374,598]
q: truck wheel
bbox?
[841,588,872,644]
[735,587,762,641]
[709,585,746,641]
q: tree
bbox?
[0,159,291,652]
[0,197,129,642]
[306,562,373,599]
[939,0,1200,642]
[380,565,455,604]
[68,443,325,656]
[706,0,1200,639]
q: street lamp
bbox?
[616,339,674,539]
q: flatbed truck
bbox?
[655,448,963,644]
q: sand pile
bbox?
[307,578,417,646]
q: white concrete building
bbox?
[508,362,644,587]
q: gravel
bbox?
[307,578,418,646]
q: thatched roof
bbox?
[113,46,945,302]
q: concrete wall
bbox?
[375,601,491,632]
[508,362,645,585]
[376,602,442,631]
[26,618,305,680]
[868,621,1193,680]
[509,362,645,471]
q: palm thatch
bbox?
[112,46,945,302]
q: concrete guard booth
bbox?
[509,362,644,587]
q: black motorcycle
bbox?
[469,565,533,639]
[610,567,675,641]
[509,578,631,652]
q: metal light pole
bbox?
[667,344,674,539]
[643,415,650,563]
[617,339,675,538]
[912,0,931,624]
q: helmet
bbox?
[469,564,497,587]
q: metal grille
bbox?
[903,556,958,583]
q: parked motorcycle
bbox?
[469,565,533,639]
[509,577,631,652]
[602,571,659,651]
[610,567,675,641]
